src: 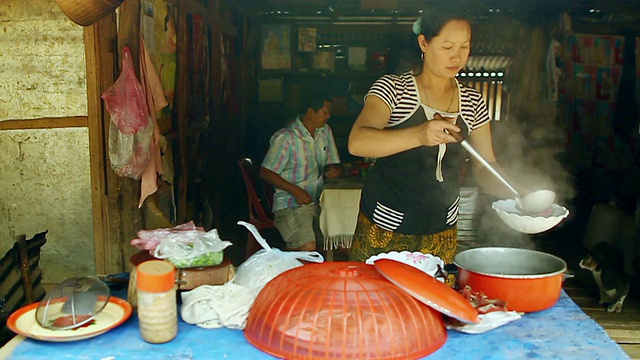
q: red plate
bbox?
[374,259,479,324]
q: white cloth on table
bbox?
[319,188,362,250]
[446,311,522,334]
[180,283,254,330]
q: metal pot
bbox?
[448,247,572,313]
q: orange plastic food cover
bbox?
[244,262,446,360]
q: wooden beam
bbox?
[167,0,237,37]
[15,235,34,305]
[361,0,397,10]
[116,0,143,271]
[118,0,141,73]
[174,0,190,223]
[0,116,87,130]
[208,0,223,228]
[84,14,117,276]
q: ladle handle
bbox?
[444,119,521,198]
[446,130,520,198]
[460,141,520,197]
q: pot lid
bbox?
[374,259,479,324]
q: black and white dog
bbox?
[579,242,630,313]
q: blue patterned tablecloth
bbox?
[3,290,630,360]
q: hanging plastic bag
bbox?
[101,45,153,180]
[234,221,324,297]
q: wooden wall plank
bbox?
[619,344,640,360]
[0,117,87,130]
[606,329,640,343]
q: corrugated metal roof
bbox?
[465,55,512,72]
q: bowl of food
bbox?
[492,199,569,234]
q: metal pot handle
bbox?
[435,263,459,281]
[563,268,575,280]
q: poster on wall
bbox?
[298,27,317,52]
[140,0,177,109]
[261,24,291,70]
[312,51,335,71]
[348,47,367,71]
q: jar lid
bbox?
[137,260,175,292]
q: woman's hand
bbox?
[416,113,460,146]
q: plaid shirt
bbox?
[261,117,341,211]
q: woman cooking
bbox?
[348,5,518,265]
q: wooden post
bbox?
[83,0,144,275]
[174,0,190,223]
[208,0,223,228]
[117,0,144,270]
[84,13,117,276]
[15,235,33,305]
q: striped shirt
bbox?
[367,72,490,130]
[261,117,341,211]
[361,71,491,235]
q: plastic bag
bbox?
[131,221,200,252]
[130,221,233,268]
[234,221,324,297]
[101,45,153,180]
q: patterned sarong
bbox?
[349,212,458,285]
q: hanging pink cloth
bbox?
[138,34,169,208]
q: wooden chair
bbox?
[1,231,47,347]
[237,157,277,259]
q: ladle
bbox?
[445,120,554,215]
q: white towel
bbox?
[446,311,522,334]
[180,283,255,330]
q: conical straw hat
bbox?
[55,0,124,27]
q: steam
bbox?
[471,113,576,250]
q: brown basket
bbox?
[55,0,124,27]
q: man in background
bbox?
[260,90,342,251]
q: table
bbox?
[0,290,630,359]
[319,177,363,259]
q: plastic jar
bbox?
[136,260,178,343]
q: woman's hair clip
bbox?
[412,18,422,35]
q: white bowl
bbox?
[492,199,569,234]
[366,251,445,281]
